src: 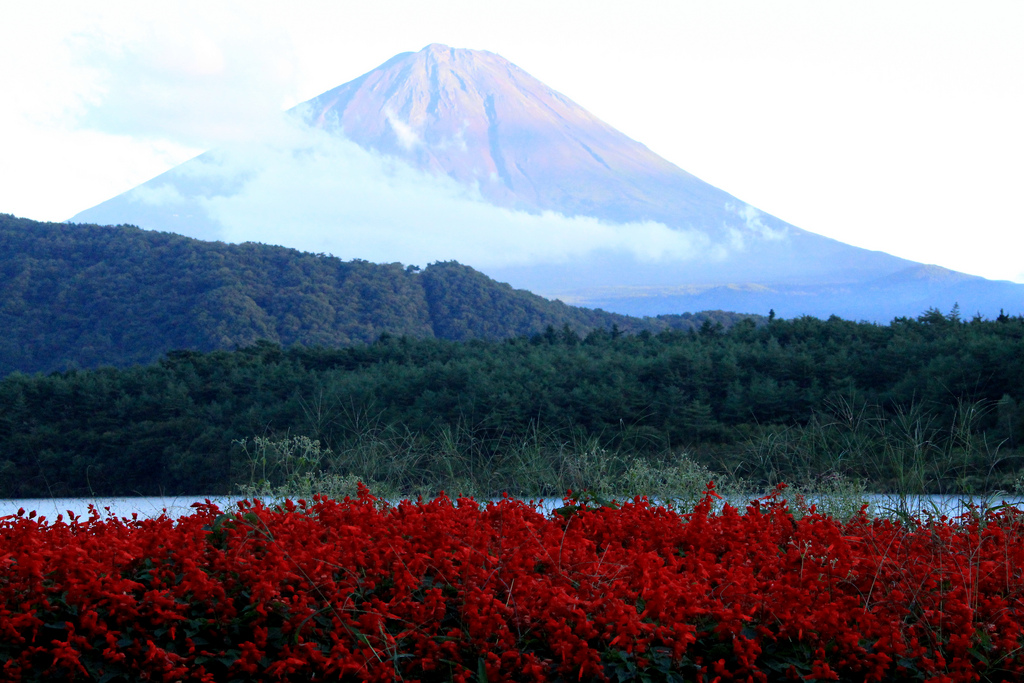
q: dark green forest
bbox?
[2,310,1023,498]
[0,213,752,376]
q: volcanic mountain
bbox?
[72,44,1024,320]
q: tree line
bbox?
[2,308,1022,497]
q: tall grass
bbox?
[235,428,756,510]
[236,396,1022,520]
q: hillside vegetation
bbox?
[0,213,752,375]
[2,310,1023,497]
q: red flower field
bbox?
[2,484,1023,682]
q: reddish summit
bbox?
[302,43,699,223]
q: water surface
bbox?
[2,493,1022,522]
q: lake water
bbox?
[2,492,1023,522]
[0,496,242,522]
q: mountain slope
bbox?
[0,213,754,375]
[71,45,1023,320]
[306,44,722,224]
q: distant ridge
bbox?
[71,44,1024,321]
[0,213,756,375]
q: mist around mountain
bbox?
[71,44,1024,321]
[569,265,1024,323]
[0,213,755,376]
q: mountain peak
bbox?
[302,43,688,221]
[419,42,475,59]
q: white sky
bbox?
[1,0,1022,282]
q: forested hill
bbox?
[0,214,757,375]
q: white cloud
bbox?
[175,115,715,268]
[0,3,299,221]
[383,108,423,151]
[59,3,299,149]
[725,203,788,244]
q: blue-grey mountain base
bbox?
[72,44,1023,321]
